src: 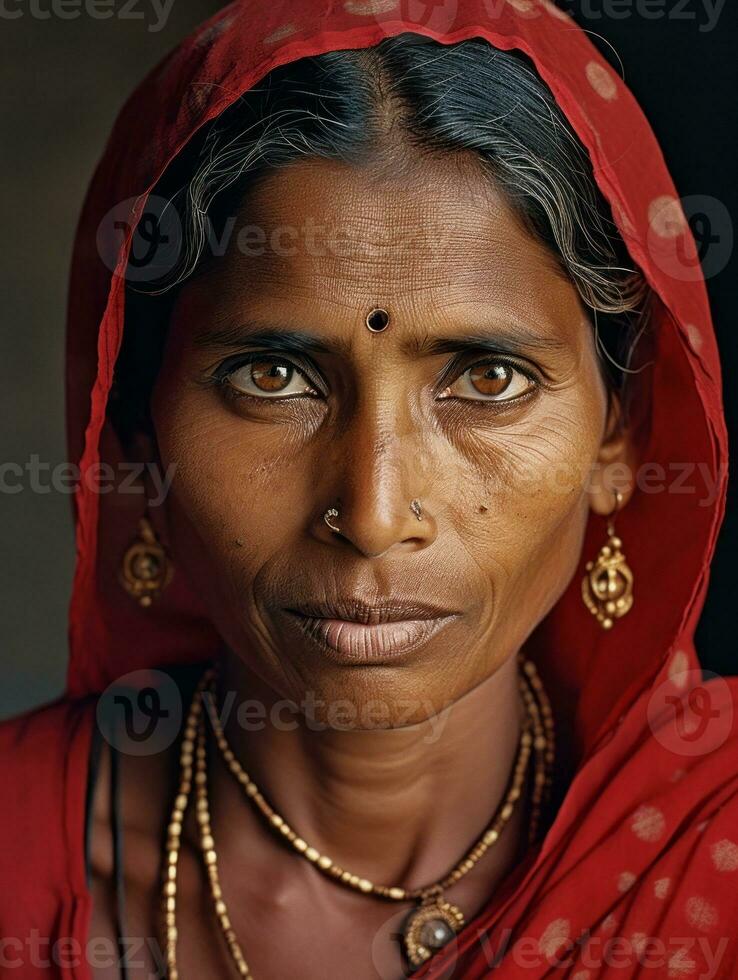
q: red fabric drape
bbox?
[1,1,736,977]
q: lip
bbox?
[287,598,458,624]
[285,612,459,663]
[283,598,460,663]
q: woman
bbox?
[1,1,735,978]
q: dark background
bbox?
[1,0,735,717]
[571,3,738,679]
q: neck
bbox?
[209,651,528,892]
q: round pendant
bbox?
[402,898,465,968]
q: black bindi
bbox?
[366,308,390,332]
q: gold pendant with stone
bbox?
[581,529,634,629]
[401,887,465,969]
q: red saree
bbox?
[1,1,736,977]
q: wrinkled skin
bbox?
[150,151,632,723]
[89,151,635,979]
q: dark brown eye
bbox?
[251,360,292,392]
[469,362,512,397]
[439,360,535,403]
[225,358,318,399]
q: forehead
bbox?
[197,153,581,325]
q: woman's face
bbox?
[150,152,630,725]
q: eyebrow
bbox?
[193,321,570,359]
[407,326,570,358]
[194,325,352,357]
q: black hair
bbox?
[109,32,650,446]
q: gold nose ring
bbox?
[324,501,423,534]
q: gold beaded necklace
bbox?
[162,654,554,977]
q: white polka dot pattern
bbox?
[710,838,738,872]
[684,323,704,353]
[631,804,666,842]
[538,918,571,957]
[654,877,671,899]
[344,0,398,14]
[668,947,697,977]
[668,649,689,688]
[585,61,618,101]
[617,871,636,892]
[264,23,299,44]
[684,895,718,931]
[648,195,688,239]
[505,0,538,13]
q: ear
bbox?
[125,428,158,468]
[124,426,172,543]
[587,391,637,517]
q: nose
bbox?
[312,416,438,559]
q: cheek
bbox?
[448,384,604,612]
[151,381,317,585]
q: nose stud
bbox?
[323,500,424,535]
[366,308,390,332]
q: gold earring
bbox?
[119,515,173,607]
[581,490,633,630]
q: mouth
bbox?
[283,598,460,663]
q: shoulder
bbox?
[598,674,738,955]
[0,696,97,891]
[0,694,96,782]
[0,692,95,743]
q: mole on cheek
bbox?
[479,505,488,514]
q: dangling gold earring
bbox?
[581,490,633,630]
[119,515,173,607]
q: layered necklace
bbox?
[161,653,554,978]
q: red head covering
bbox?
[4,1,737,976]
